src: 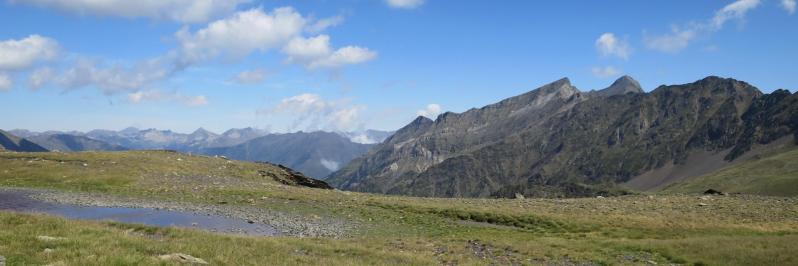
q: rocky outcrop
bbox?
[259,164,333,190]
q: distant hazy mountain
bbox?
[206,127,269,148]
[82,127,267,151]
[28,134,126,152]
[8,127,381,178]
[201,131,374,179]
[328,76,798,198]
[0,129,48,152]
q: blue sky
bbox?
[0,0,796,133]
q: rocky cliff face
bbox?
[328,76,797,198]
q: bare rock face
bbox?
[329,76,798,198]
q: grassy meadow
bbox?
[1,150,797,265]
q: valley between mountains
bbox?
[1,76,797,265]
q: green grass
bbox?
[663,147,798,196]
[1,150,798,265]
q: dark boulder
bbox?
[258,163,333,190]
[704,189,725,195]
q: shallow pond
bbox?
[0,190,278,236]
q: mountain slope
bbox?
[329,76,797,198]
[328,77,589,196]
[201,131,374,179]
[27,134,127,152]
[0,129,48,152]
[661,144,798,196]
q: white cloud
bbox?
[231,68,268,85]
[591,66,622,78]
[711,0,761,29]
[27,67,54,90]
[416,103,442,118]
[0,73,13,91]
[644,27,697,53]
[320,158,340,171]
[306,15,345,33]
[645,0,760,53]
[386,0,425,9]
[176,7,306,65]
[261,93,366,131]
[283,35,377,69]
[283,35,334,62]
[0,35,59,71]
[55,57,173,94]
[783,0,796,14]
[127,89,208,107]
[172,7,374,70]
[307,46,377,69]
[12,0,250,23]
[595,33,630,60]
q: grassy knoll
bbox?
[1,150,797,265]
[663,147,798,196]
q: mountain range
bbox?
[327,76,798,198]
[200,131,375,179]
[0,129,48,152]
[5,127,393,179]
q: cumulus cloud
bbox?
[591,66,622,78]
[11,0,250,23]
[645,0,760,53]
[127,89,208,106]
[175,7,374,69]
[307,46,377,69]
[595,33,630,60]
[283,35,333,62]
[783,0,796,14]
[0,35,59,71]
[416,103,442,118]
[175,7,306,65]
[306,15,345,33]
[0,73,13,91]
[386,0,425,9]
[260,93,366,131]
[282,35,377,69]
[231,68,268,85]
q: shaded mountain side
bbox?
[28,134,127,152]
[626,135,796,191]
[329,76,797,198]
[0,129,48,152]
[660,143,798,196]
[327,78,590,195]
[201,131,374,179]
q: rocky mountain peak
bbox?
[594,75,643,97]
[540,77,577,96]
[191,128,215,136]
